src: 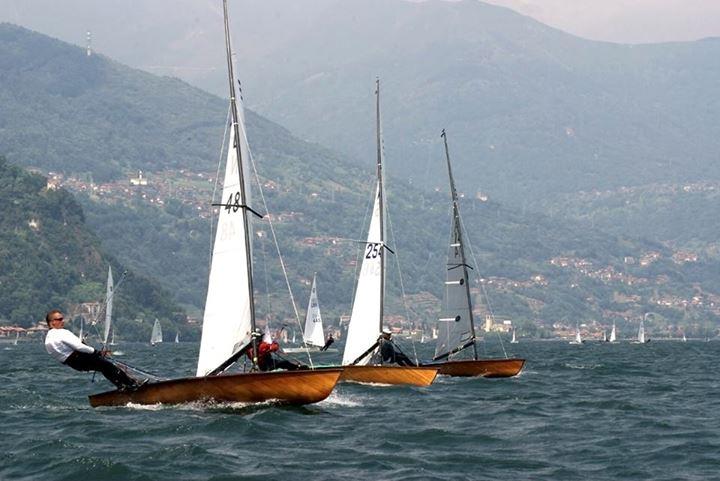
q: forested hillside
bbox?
[0,157,182,332]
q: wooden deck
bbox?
[339,364,439,386]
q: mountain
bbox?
[2,1,719,205]
[0,156,182,332]
[2,22,719,339]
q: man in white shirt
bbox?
[44,309,140,390]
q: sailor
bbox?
[247,329,307,371]
[44,309,141,391]
[379,328,417,366]
[320,333,335,351]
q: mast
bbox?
[376,78,385,334]
[222,0,257,335]
[441,129,478,360]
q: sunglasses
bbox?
[51,317,64,321]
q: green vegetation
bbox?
[0,156,184,333]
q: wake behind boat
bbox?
[89,0,341,407]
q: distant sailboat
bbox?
[609,322,617,343]
[510,328,519,344]
[285,274,334,353]
[602,329,608,342]
[78,317,84,342]
[88,0,341,407]
[633,318,649,344]
[569,323,584,345]
[428,130,525,378]
[102,266,114,346]
[682,332,687,342]
[175,332,180,343]
[150,319,163,346]
[13,331,19,345]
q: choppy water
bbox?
[1,340,719,480]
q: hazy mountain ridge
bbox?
[2,23,719,337]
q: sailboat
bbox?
[103,266,114,347]
[175,332,180,343]
[88,0,341,407]
[337,79,438,387]
[150,318,163,346]
[682,332,687,342]
[510,328,519,344]
[569,323,584,344]
[428,130,524,378]
[285,274,336,353]
[609,322,617,343]
[78,317,84,342]
[601,329,608,342]
[13,331,19,345]
[632,318,649,344]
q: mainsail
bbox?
[434,130,477,361]
[609,322,617,342]
[303,274,325,348]
[195,1,257,377]
[102,266,114,345]
[342,80,386,366]
[151,318,163,345]
[638,319,646,343]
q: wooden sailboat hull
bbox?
[337,365,439,387]
[88,368,343,407]
[435,358,525,378]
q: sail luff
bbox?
[375,78,386,335]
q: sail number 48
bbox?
[224,192,242,213]
[365,242,382,259]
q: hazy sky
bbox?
[483,0,720,43]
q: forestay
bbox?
[342,184,384,365]
[303,275,325,347]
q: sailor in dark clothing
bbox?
[320,334,335,351]
[378,328,417,366]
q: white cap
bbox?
[381,328,392,335]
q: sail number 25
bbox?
[365,242,382,259]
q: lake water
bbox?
[1,339,718,480]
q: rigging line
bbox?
[458,212,508,359]
[385,204,420,364]
[239,121,314,369]
[209,105,233,271]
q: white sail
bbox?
[343,183,384,365]
[175,332,180,343]
[682,333,687,342]
[511,328,518,344]
[151,318,163,345]
[303,274,326,347]
[638,320,646,343]
[13,331,19,345]
[570,323,583,344]
[78,317,84,341]
[609,322,617,342]
[196,119,254,376]
[103,266,114,345]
